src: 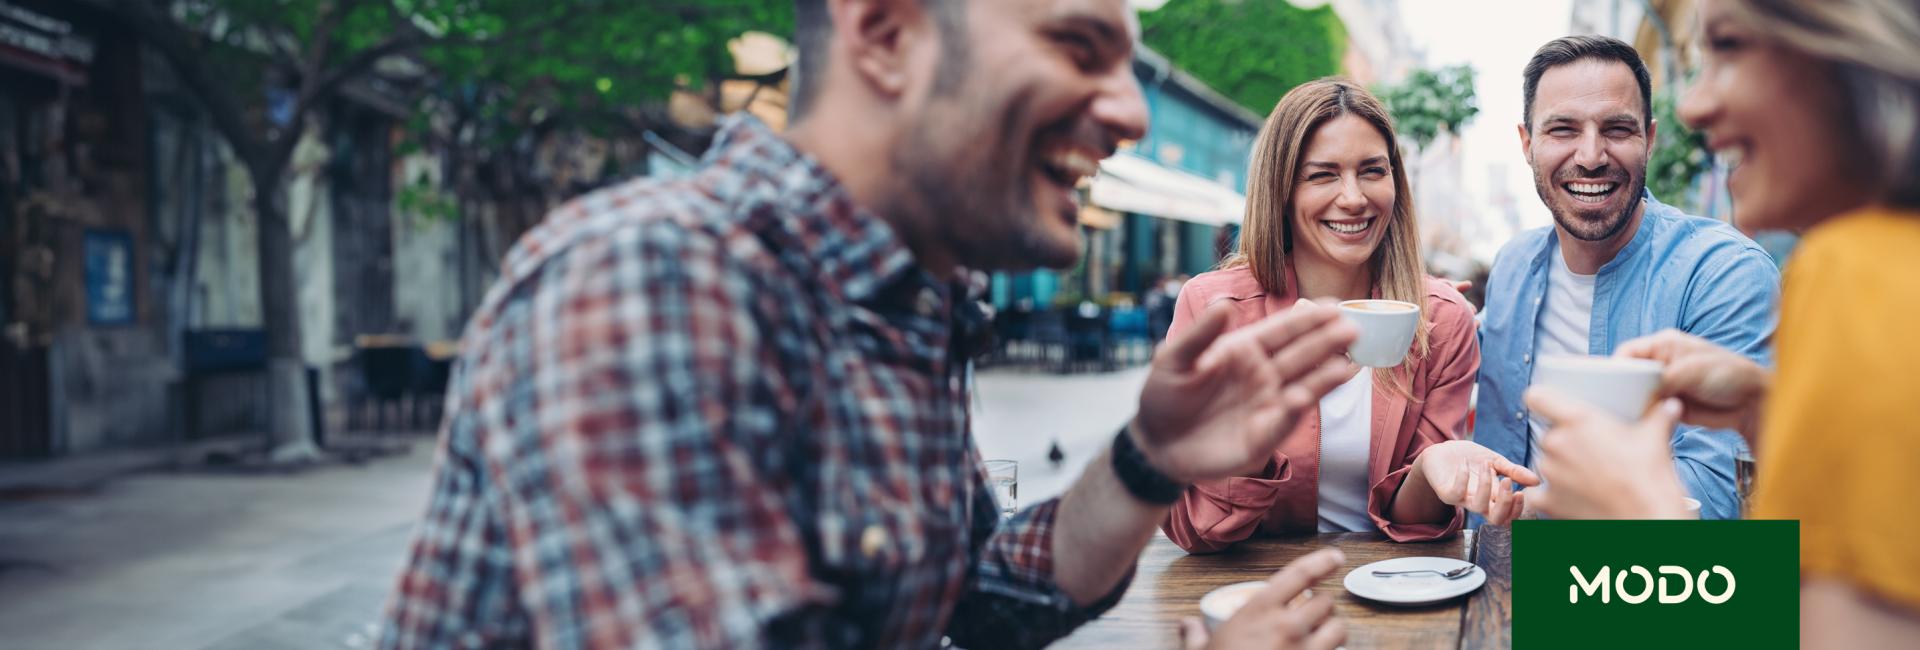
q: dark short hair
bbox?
[1521,35,1653,130]
[790,0,968,121]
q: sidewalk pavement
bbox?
[0,365,1149,649]
[971,365,1151,504]
[0,438,436,650]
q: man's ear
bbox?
[831,0,931,99]
[1517,121,1532,160]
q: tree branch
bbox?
[112,0,268,176]
[265,0,359,179]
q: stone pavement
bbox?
[0,366,1149,649]
[970,365,1151,504]
[0,440,435,650]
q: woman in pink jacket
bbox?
[1162,79,1538,553]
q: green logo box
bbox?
[1513,520,1799,649]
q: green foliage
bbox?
[1137,0,1346,113]
[1648,93,1710,208]
[402,0,792,188]
[416,0,792,112]
[1375,64,1478,151]
[177,0,792,146]
[396,172,459,223]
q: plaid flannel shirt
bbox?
[378,115,1127,649]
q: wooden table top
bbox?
[1054,526,1513,649]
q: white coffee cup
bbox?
[1200,582,1319,632]
[1199,582,1267,632]
[1531,355,1664,422]
[1338,299,1420,368]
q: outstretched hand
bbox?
[1415,440,1539,526]
[1132,300,1358,484]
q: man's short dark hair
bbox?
[790,0,968,121]
[1521,35,1653,130]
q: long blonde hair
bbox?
[1718,0,1920,207]
[1224,78,1430,390]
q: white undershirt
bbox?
[1317,368,1377,533]
[1527,250,1596,469]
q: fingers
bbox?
[1179,616,1208,650]
[1157,301,1233,373]
[1521,485,1553,518]
[1657,355,1737,409]
[1236,299,1344,356]
[1612,335,1663,362]
[1445,461,1469,506]
[1267,316,1359,381]
[1665,353,1763,401]
[1277,589,1338,638]
[1246,548,1346,611]
[1492,457,1543,487]
[1489,483,1526,526]
[1486,475,1514,526]
[1514,489,1536,520]
[1638,398,1684,441]
[1522,386,1612,428]
[1302,616,1348,650]
[1614,328,1691,362]
[1464,462,1486,514]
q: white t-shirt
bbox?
[1527,250,1597,468]
[1317,368,1377,533]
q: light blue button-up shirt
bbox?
[1475,192,1780,520]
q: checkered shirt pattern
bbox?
[376,115,1126,649]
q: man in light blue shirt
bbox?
[1475,36,1779,520]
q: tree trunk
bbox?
[250,166,320,462]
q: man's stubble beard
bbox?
[1534,160,1647,243]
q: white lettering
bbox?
[1698,565,1736,604]
[1618,565,1656,604]
[1657,566,1695,604]
[1571,566,1611,603]
[1571,565,1738,604]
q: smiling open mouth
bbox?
[1038,148,1099,189]
[1563,181,1620,204]
[1322,218,1373,235]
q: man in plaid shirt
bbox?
[379,1,1359,648]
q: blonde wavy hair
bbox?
[1223,78,1430,391]
[1717,0,1920,207]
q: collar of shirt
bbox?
[707,114,994,359]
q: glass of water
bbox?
[985,459,1018,519]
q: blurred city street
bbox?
[0,366,1147,650]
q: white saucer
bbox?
[1343,557,1485,606]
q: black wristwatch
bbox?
[1111,424,1189,505]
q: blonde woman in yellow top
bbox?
[1517,0,1920,647]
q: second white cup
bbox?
[1338,299,1420,368]
[1531,354,1664,422]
